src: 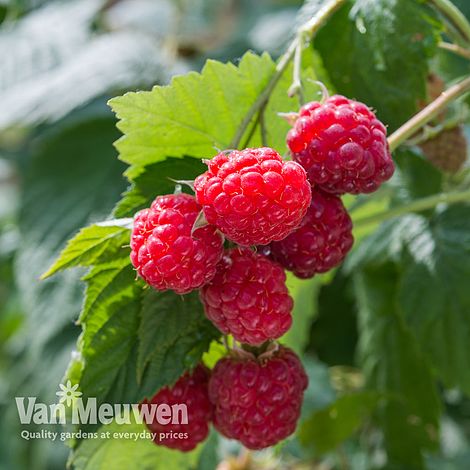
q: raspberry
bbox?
[265,188,354,278]
[419,126,467,173]
[200,248,293,345]
[142,365,212,451]
[194,147,311,246]
[130,193,223,294]
[287,95,395,194]
[209,346,308,450]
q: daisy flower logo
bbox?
[56,380,82,407]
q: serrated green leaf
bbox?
[42,224,130,279]
[71,420,201,470]
[354,265,440,469]
[397,205,470,394]
[79,259,142,400]
[137,290,219,397]
[109,52,278,167]
[299,391,381,454]
[315,0,440,129]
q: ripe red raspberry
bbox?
[265,189,354,278]
[287,95,394,194]
[209,346,308,450]
[130,193,223,294]
[194,147,311,246]
[200,248,293,345]
[142,365,212,451]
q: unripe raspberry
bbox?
[287,95,394,194]
[200,248,293,345]
[130,193,223,294]
[265,189,354,278]
[419,126,467,173]
[142,365,212,451]
[194,147,311,246]
[209,346,308,450]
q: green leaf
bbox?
[354,265,440,469]
[350,202,470,396]
[391,150,443,205]
[315,0,440,129]
[397,205,470,394]
[309,271,358,366]
[299,391,381,454]
[109,52,278,167]
[41,224,130,279]
[78,259,142,400]
[15,115,126,391]
[137,290,220,398]
[282,273,322,356]
[114,157,206,217]
[71,420,201,470]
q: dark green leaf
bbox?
[316,0,440,130]
[354,265,440,469]
[299,391,381,454]
[398,205,470,393]
[309,271,358,366]
[137,290,220,398]
[114,157,206,217]
[79,259,141,400]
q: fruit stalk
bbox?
[429,0,470,45]
[387,75,470,152]
[438,41,470,60]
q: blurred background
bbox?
[2,1,470,469]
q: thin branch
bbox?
[260,104,268,147]
[388,75,470,151]
[439,41,470,60]
[429,0,470,45]
[353,189,470,227]
[229,0,347,149]
[229,38,298,149]
[288,39,304,103]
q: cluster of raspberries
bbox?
[143,346,308,451]
[132,96,394,451]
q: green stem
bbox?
[229,0,347,149]
[353,189,470,227]
[429,0,470,45]
[288,38,305,103]
[387,75,470,152]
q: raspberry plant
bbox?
[30,0,470,468]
